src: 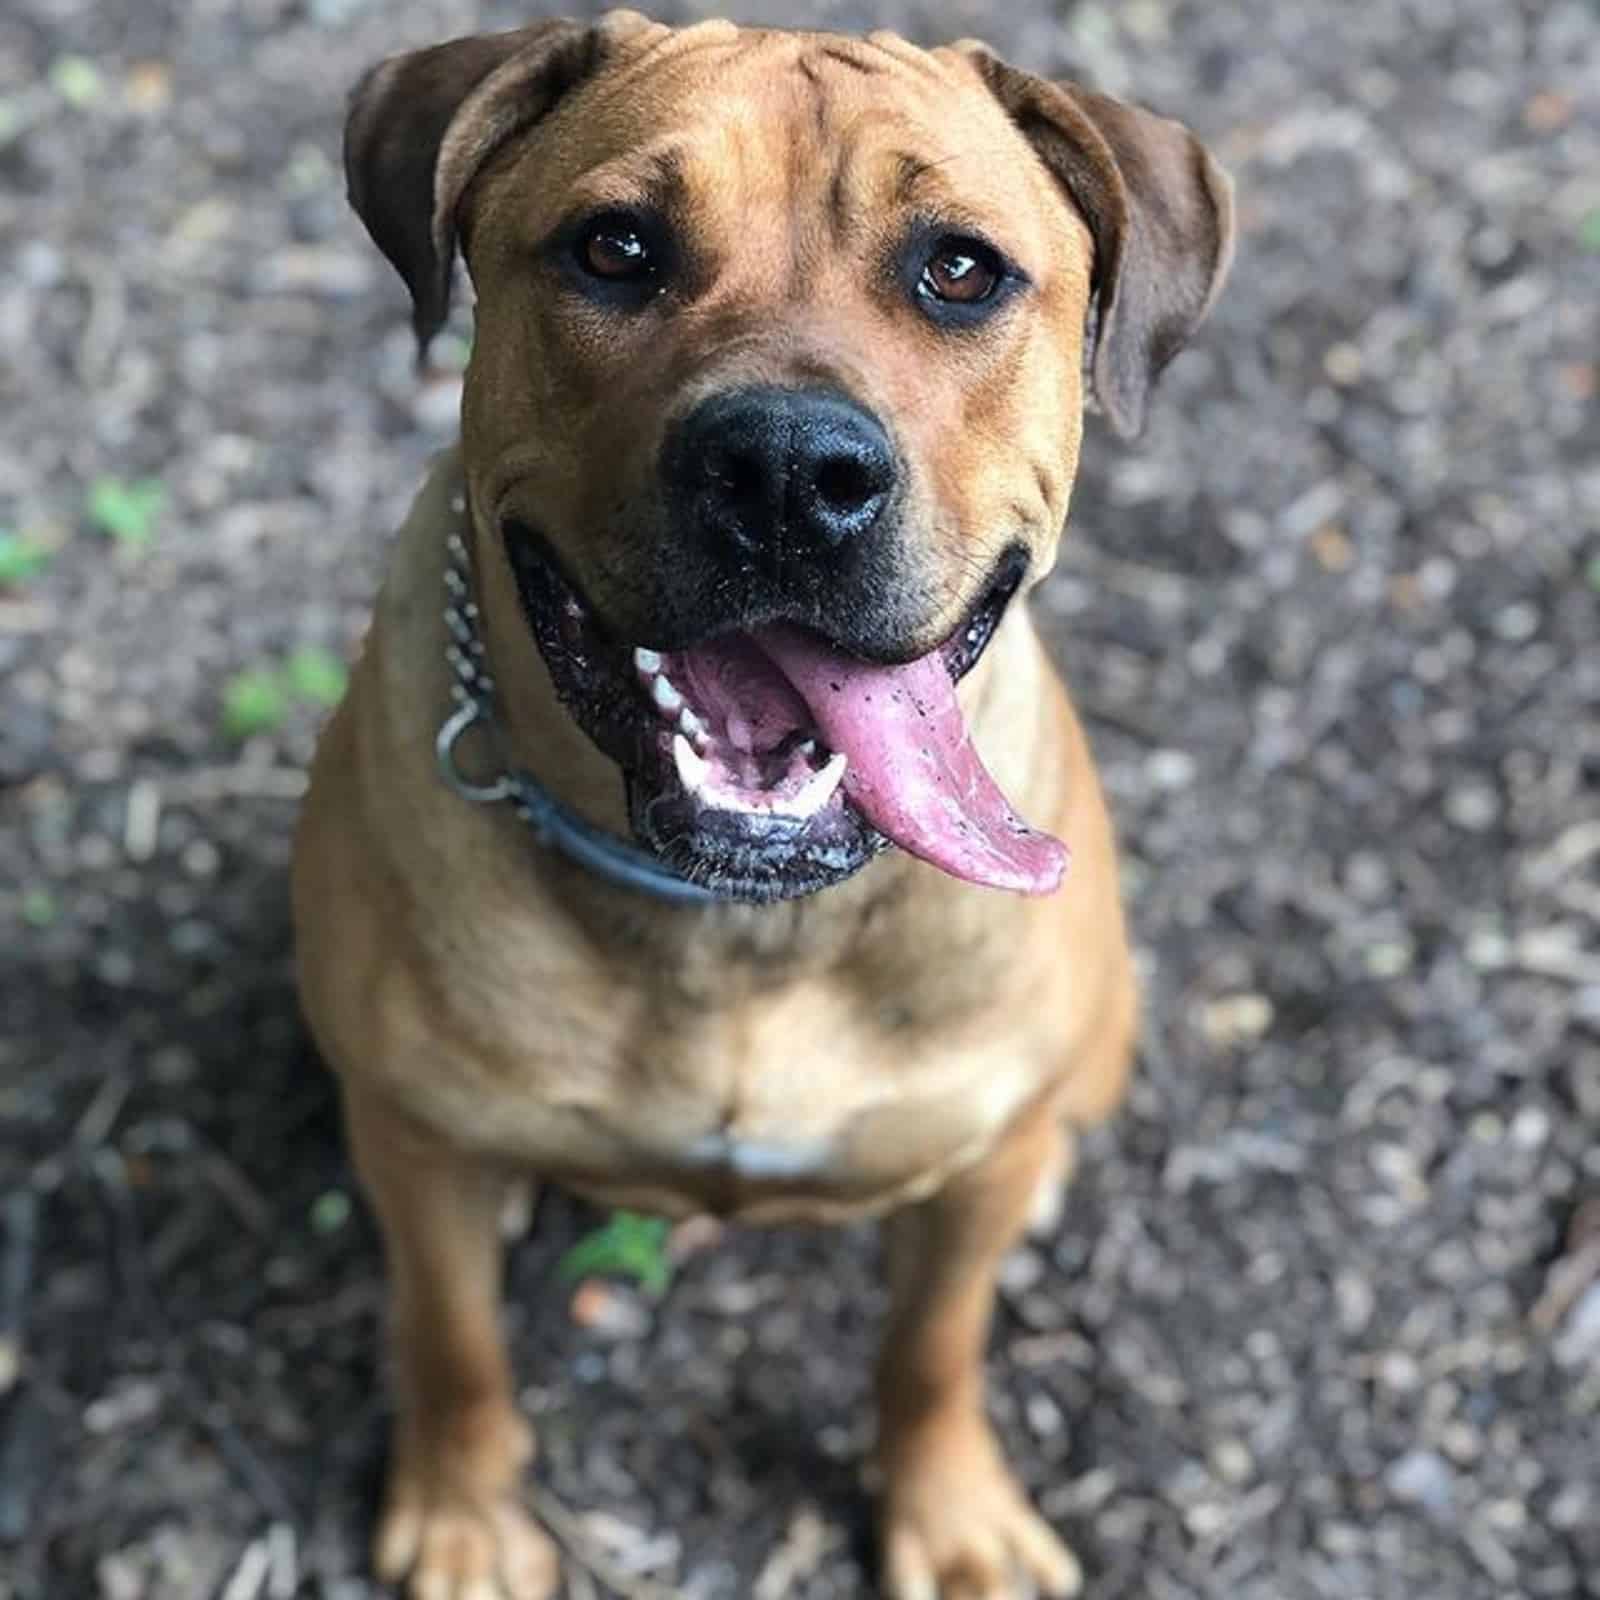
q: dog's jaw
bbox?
[501,519,1061,903]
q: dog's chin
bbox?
[500,518,1022,905]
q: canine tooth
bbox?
[796,738,817,759]
[779,751,848,818]
[633,647,663,674]
[652,675,684,715]
[678,707,706,740]
[673,732,709,794]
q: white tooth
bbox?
[634,647,663,674]
[673,732,709,794]
[796,738,817,759]
[653,675,684,715]
[778,751,848,818]
[678,707,706,740]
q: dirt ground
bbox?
[3,0,1599,1596]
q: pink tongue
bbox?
[758,627,1068,895]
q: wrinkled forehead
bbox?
[483,27,1070,269]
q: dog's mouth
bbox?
[504,522,1068,903]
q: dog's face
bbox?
[462,22,1094,659]
[347,13,1232,901]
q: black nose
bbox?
[664,386,898,562]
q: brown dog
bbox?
[292,13,1232,1598]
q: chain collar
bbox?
[433,493,724,906]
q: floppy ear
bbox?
[343,12,657,355]
[956,46,1235,438]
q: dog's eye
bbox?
[578,217,654,282]
[918,238,1004,306]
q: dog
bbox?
[292,13,1233,1598]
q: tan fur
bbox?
[294,16,1230,1599]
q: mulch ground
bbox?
[3,0,1598,1596]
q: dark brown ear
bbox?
[343,12,656,355]
[957,45,1235,438]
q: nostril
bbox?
[813,456,887,514]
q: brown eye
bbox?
[580,220,652,280]
[920,240,1003,305]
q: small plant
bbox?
[283,645,349,707]
[310,1190,352,1235]
[49,55,104,109]
[558,1211,672,1296]
[87,477,165,549]
[221,668,290,739]
[221,646,349,740]
[1580,209,1600,254]
[20,888,58,929]
[0,533,50,587]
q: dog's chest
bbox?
[526,974,1038,1220]
[428,879,1050,1220]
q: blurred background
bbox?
[2,1,1598,1596]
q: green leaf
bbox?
[310,1189,352,1234]
[1580,210,1600,254]
[50,55,105,109]
[558,1211,671,1295]
[87,477,165,548]
[284,644,348,707]
[1587,553,1600,593]
[221,668,289,739]
[0,533,50,587]
[20,888,58,929]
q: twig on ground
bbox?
[220,1536,271,1600]
[528,1486,678,1600]
[1508,926,1600,985]
[1552,879,1600,923]
[0,1190,40,1395]
[1523,818,1600,891]
[123,778,163,863]
[76,261,127,388]
[122,1117,275,1238]
[164,766,308,804]
[1531,1198,1600,1336]
[753,1506,837,1600]
[266,1522,297,1600]
[0,1382,51,1543]
[73,1073,131,1150]
[200,1149,276,1239]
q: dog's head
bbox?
[345,12,1233,902]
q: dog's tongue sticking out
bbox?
[758,627,1068,895]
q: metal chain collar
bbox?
[433,494,723,905]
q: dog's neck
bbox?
[437,504,730,907]
[382,458,913,966]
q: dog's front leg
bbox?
[346,1089,559,1600]
[875,1106,1082,1600]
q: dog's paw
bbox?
[375,1412,558,1600]
[375,1494,558,1600]
[879,1420,1082,1600]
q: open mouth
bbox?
[504,522,1068,903]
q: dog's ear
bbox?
[344,12,658,355]
[955,45,1235,438]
